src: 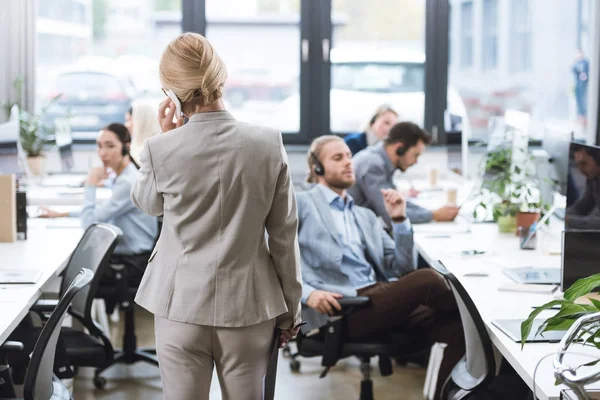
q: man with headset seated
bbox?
[348,122,459,227]
[298,135,464,400]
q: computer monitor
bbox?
[0,108,20,175]
[542,126,573,196]
[504,109,530,167]
[561,230,600,291]
[54,118,73,172]
[446,113,463,176]
[566,142,599,209]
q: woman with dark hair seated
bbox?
[39,123,158,288]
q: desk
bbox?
[414,222,600,399]
[26,186,112,206]
[0,219,82,344]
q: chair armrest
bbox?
[0,341,24,353]
[31,299,59,313]
[338,296,370,309]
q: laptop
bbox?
[491,319,567,343]
[503,267,561,285]
[0,269,43,284]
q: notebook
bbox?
[491,319,566,343]
[0,269,42,284]
[503,267,561,285]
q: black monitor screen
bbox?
[565,142,600,229]
[447,130,462,175]
[561,230,600,291]
[0,142,19,175]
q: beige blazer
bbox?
[131,111,302,329]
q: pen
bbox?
[425,234,451,238]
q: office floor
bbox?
[72,306,427,400]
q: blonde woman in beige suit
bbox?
[131,33,303,400]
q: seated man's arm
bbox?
[301,259,343,315]
[382,219,417,277]
[357,163,395,228]
[406,201,433,224]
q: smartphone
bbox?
[164,89,184,118]
[293,321,307,330]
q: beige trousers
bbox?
[154,315,276,400]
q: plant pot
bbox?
[515,212,540,236]
[497,215,517,234]
[26,156,46,176]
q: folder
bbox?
[0,174,16,242]
[263,328,280,400]
[423,342,447,400]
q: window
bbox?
[330,0,426,133]
[35,0,182,141]
[449,0,590,142]
[332,63,424,94]
[510,0,531,72]
[482,0,498,69]
[205,0,300,133]
[460,1,473,68]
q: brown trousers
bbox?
[347,269,465,400]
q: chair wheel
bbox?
[282,346,292,358]
[93,376,107,389]
[290,359,301,373]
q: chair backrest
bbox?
[59,223,122,325]
[430,260,495,392]
[23,269,94,400]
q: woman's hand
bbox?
[279,325,301,348]
[38,206,68,218]
[85,167,108,186]
[158,99,185,134]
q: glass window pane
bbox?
[206,0,300,134]
[460,1,473,67]
[36,0,182,141]
[449,0,590,142]
[482,0,498,69]
[330,0,428,133]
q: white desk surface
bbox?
[25,186,112,206]
[415,219,600,399]
[0,218,82,344]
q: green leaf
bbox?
[520,300,574,349]
[564,274,600,302]
[589,298,600,311]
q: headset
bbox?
[396,141,407,157]
[311,152,325,176]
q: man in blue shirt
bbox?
[297,136,464,399]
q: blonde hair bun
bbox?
[159,32,228,106]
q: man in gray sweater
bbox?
[348,122,459,227]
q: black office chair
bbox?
[9,223,123,390]
[289,297,426,400]
[92,218,162,380]
[430,260,531,400]
[93,254,158,379]
[0,268,94,400]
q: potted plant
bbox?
[3,77,62,176]
[521,274,600,353]
[473,143,548,234]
